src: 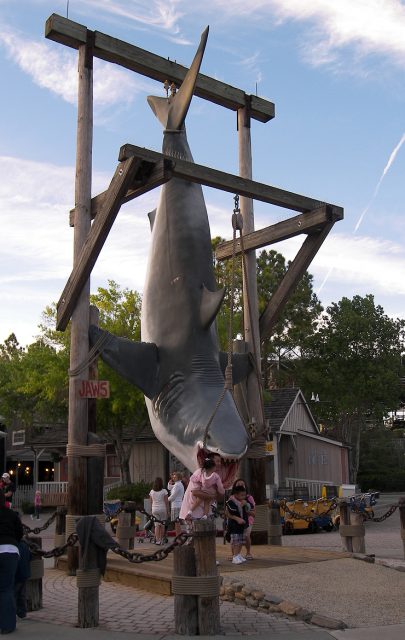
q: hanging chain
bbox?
[201,196,242,449]
[22,511,57,536]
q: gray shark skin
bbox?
[90,28,250,484]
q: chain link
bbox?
[22,511,57,536]
[364,504,398,522]
[111,531,190,563]
[25,532,79,558]
[280,499,338,523]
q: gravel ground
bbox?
[231,557,405,628]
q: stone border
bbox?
[220,577,346,631]
[352,553,405,572]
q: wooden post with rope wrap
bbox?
[66,31,93,578]
[399,497,405,560]
[238,103,268,542]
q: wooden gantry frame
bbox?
[46,12,343,529]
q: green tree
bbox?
[0,331,68,429]
[295,294,405,482]
[213,240,322,386]
[90,281,148,484]
[357,423,405,491]
[0,281,148,484]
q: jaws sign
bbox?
[76,380,110,399]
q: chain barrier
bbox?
[111,531,190,563]
[351,503,399,522]
[280,499,338,523]
[22,511,57,536]
[25,528,191,563]
[25,532,79,558]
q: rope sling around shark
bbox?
[89,27,254,488]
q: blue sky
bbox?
[1,0,405,346]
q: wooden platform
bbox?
[56,540,350,596]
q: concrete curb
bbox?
[220,576,346,631]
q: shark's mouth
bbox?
[197,445,240,489]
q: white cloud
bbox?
[0,155,156,345]
[72,0,184,34]
[0,25,147,109]
[207,0,405,69]
[277,232,405,299]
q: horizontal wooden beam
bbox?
[259,223,335,342]
[57,156,141,331]
[120,144,344,216]
[69,157,171,226]
[215,205,342,260]
[45,14,275,123]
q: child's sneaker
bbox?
[237,554,247,562]
[232,556,244,564]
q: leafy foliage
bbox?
[106,481,152,503]
[357,424,405,491]
[213,240,323,386]
[295,294,405,481]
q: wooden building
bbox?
[265,388,349,498]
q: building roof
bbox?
[264,388,300,431]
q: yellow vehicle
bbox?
[281,498,335,534]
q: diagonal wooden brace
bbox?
[56,155,142,331]
[259,223,334,342]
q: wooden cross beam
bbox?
[119,145,341,213]
[60,143,343,333]
[45,14,275,123]
[215,205,343,260]
[69,144,343,226]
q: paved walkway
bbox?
[27,568,325,636]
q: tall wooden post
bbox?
[193,519,221,635]
[67,32,94,572]
[339,500,353,553]
[398,497,405,559]
[237,103,266,506]
[173,546,198,635]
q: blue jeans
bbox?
[0,552,19,632]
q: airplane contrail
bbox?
[317,132,405,295]
[354,132,405,232]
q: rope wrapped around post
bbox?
[66,443,106,458]
[76,568,101,588]
[172,575,221,596]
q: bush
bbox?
[20,500,34,515]
[106,481,152,504]
[357,470,405,492]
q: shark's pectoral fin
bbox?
[200,284,225,329]
[89,326,159,399]
[219,352,253,385]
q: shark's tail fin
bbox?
[147,26,209,130]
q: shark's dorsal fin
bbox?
[200,284,225,329]
[148,208,157,231]
[147,26,209,131]
[89,326,159,399]
[219,352,253,385]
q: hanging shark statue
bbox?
[89,27,251,486]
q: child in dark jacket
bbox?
[225,486,250,564]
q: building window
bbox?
[107,455,120,478]
[12,430,25,446]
